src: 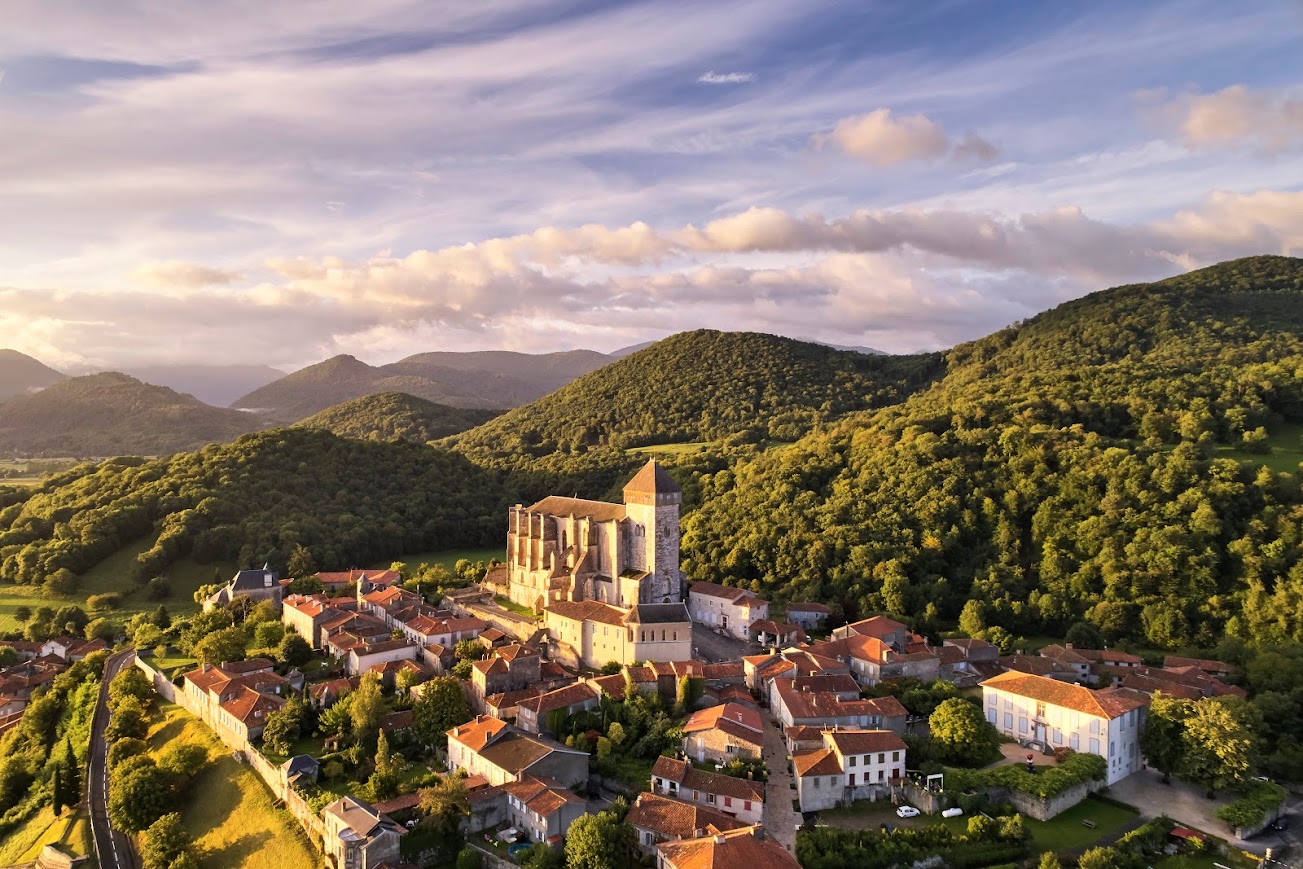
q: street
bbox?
[88,649,140,869]
[760,711,799,856]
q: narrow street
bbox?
[761,712,799,857]
[88,649,139,869]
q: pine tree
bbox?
[60,738,81,806]
[51,764,65,816]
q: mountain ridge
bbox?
[0,349,68,401]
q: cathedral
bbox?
[503,459,683,613]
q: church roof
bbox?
[527,496,626,522]
[623,460,681,496]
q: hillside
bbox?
[0,372,263,457]
[231,352,594,422]
[682,255,1303,650]
[0,428,510,592]
[448,330,945,464]
[294,392,501,441]
[0,350,66,401]
[382,348,610,390]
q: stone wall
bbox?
[977,778,1102,821]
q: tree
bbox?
[413,676,472,748]
[262,694,306,756]
[1077,846,1143,869]
[51,764,66,816]
[108,737,150,770]
[1140,692,1191,783]
[13,605,31,623]
[151,605,172,629]
[276,633,312,668]
[453,639,486,661]
[607,722,626,747]
[108,759,172,832]
[1179,696,1259,796]
[58,737,81,807]
[959,600,986,636]
[599,661,622,676]
[368,729,400,800]
[1064,621,1103,649]
[564,809,636,869]
[156,742,208,780]
[929,698,1000,766]
[253,622,285,649]
[456,849,482,869]
[1038,853,1062,869]
[286,544,317,579]
[105,696,149,742]
[418,776,469,859]
[140,812,192,869]
[109,666,154,712]
[351,672,385,748]
[966,814,999,841]
[0,646,18,668]
[192,626,246,666]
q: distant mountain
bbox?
[0,372,263,457]
[797,338,886,355]
[118,364,286,407]
[295,392,501,442]
[0,350,67,401]
[233,350,614,423]
[449,330,943,464]
[610,341,658,358]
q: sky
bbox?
[2,0,1303,371]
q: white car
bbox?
[896,806,921,818]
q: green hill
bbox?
[294,392,501,442]
[0,350,66,401]
[0,428,510,594]
[681,255,1303,649]
[0,372,263,457]
[448,330,945,465]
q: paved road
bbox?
[760,711,799,856]
[88,649,139,869]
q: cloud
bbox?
[1147,84,1303,152]
[131,259,243,288]
[815,108,998,167]
[698,70,754,84]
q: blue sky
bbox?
[1,0,1301,370]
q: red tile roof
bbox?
[825,729,907,755]
[689,582,762,605]
[447,714,508,752]
[983,671,1149,718]
[793,748,841,777]
[657,826,799,869]
[683,703,762,737]
[626,792,748,839]
[651,757,764,803]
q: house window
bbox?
[877,753,884,763]
[744,801,751,811]
[892,751,900,762]
[1090,718,1100,734]
[848,756,857,767]
[878,770,884,781]
[1070,733,1079,750]
[849,773,856,786]
[1035,702,1046,718]
[1089,738,1100,755]
[814,778,820,788]
[1004,698,1012,710]
[1109,741,1115,757]
[707,794,715,804]
[1004,713,1013,729]
[1019,717,1028,733]
[724,797,732,807]
[1053,728,1062,745]
[987,708,996,724]
[988,693,996,705]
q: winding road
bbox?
[88,648,139,869]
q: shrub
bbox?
[1215,780,1288,830]
[88,593,123,612]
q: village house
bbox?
[748,619,807,647]
[792,729,907,812]
[545,599,692,669]
[396,613,486,649]
[502,775,589,846]
[650,756,764,825]
[982,670,1150,784]
[314,568,401,593]
[770,681,907,733]
[38,636,108,662]
[307,675,358,708]
[446,715,589,788]
[321,796,403,869]
[471,644,542,704]
[180,659,288,745]
[681,702,763,765]
[784,602,831,632]
[808,630,940,686]
[281,594,358,648]
[515,682,601,736]
[656,825,799,869]
[626,792,748,857]
[687,581,769,641]
[345,638,418,677]
[939,638,1002,686]
[204,564,285,611]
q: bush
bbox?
[948,750,1107,799]
[1215,780,1288,830]
[456,848,482,869]
[88,593,123,612]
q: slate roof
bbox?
[477,732,557,774]
[624,460,681,495]
[626,603,691,624]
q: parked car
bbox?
[896,806,921,818]
[1271,816,1289,832]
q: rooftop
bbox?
[982,671,1150,718]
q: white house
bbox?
[687,582,768,641]
[981,671,1149,784]
[792,729,907,812]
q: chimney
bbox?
[713,835,726,845]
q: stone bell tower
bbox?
[622,460,682,604]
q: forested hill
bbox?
[0,350,66,401]
[448,330,945,465]
[0,372,263,457]
[0,428,511,591]
[295,392,501,442]
[682,255,1303,651]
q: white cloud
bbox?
[815,108,998,167]
[698,71,755,84]
[1147,84,1303,152]
[132,259,242,288]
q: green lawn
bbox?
[1213,422,1303,473]
[147,703,317,869]
[0,804,94,865]
[1021,796,1138,851]
[1156,850,1259,869]
[494,595,539,619]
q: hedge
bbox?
[947,751,1107,799]
[1215,780,1288,830]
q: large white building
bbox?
[981,671,1149,785]
[687,581,768,641]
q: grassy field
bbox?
[0,804,95,865]
[1213,422,1303,473]
[370,546,502,572]
[494,595,538,619]
[147,703,317,869]
[626,441,711,456]
[1023,796,1138,851]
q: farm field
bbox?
[369,546,501,573]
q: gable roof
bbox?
[689,582,758,604]
[447,714,509,752]
[842,616,907,638]
[517,682,598,716]
[785,602,831,614]
[546,599,628,626]
[824,729,907,755]
[626,792,748,839]
[656,825,798,869]
[477,732,557,775]
[626,603,692,624]
[651,756,764,802]
[324,796,399,841]
[527,496,626,523]
[793,748,842,777]
[982,670,1149,718]
[683,703,763,738]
